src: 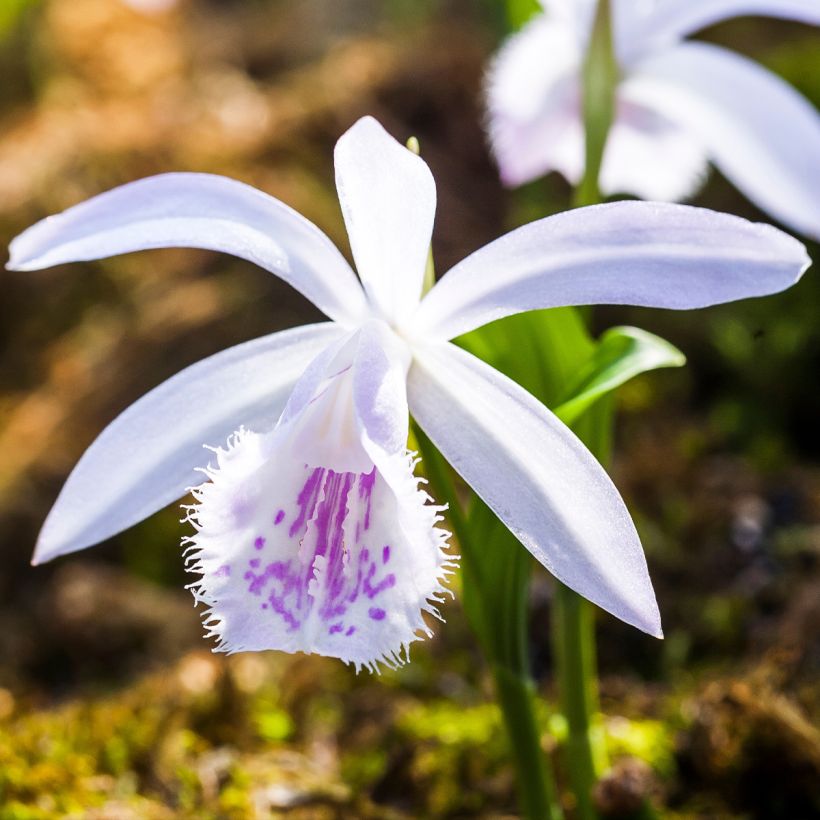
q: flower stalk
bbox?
[575,0,618,209]
[413,423,563,820]
[557,2,618,817]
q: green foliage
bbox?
[554,326,685,427]
[0,0,37,39]
[505,0,542,31]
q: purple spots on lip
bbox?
[240,464,399,639]
[364,564,396,599]
[215,564,231,578]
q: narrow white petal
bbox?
[412,201,810,341]
[625,42,820,240]
[334,117,436,324]
[34,323,347,565]
[187,325,453,669]
[408,341,661,637]
[636,0,820,47]
[7,173,369,325]
[486,15,583,187]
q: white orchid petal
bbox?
[334,117,436,323]
[188,327,453,669]
[413,201,810,341]
[34,322,347,565]
[486,15,583,187]
[600,99,708,201]
[637,0,820,46]
[8,173,368,325]
[625,42,820,240]
[408,341,661,637]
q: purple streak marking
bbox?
[359,468,376,530]
[289,467,324,537]
[241,465,398,638]
[364,563,396,599]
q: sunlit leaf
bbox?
[505,0,542,30]
[553,326,686,426]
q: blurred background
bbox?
[0,1,818,817]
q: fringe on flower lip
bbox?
[182,427,457,673]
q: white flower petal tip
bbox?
[6,173,368,325]
[334,117,437,324]
[408,343,662,638]
[27,323,346,566]
[413,202,812,341]
[185,427,455,672]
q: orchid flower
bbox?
[7,117,809,669]
[487,0,820,239]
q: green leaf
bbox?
[458,307,595,408]
[0,0,37,38]
[554,326,685,427]
[505,0,542,30]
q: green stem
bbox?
[413,423,563,820]
[493,665,563,820]
[555,3,618,818]
[573,0,617,210]
[553,584,601,819]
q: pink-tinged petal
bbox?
[486,15,583,187]
[33,323,347,565]
[625,42,820,240]
[334,117,436,324]
[121,0,177,13]
[7,173,368,326]
[600,97,708,201]
[187,327,454,669]
[408,341,661,637]
[636,0,820,48]
[412,201,810,341]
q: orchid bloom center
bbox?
[186,335,453,670]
